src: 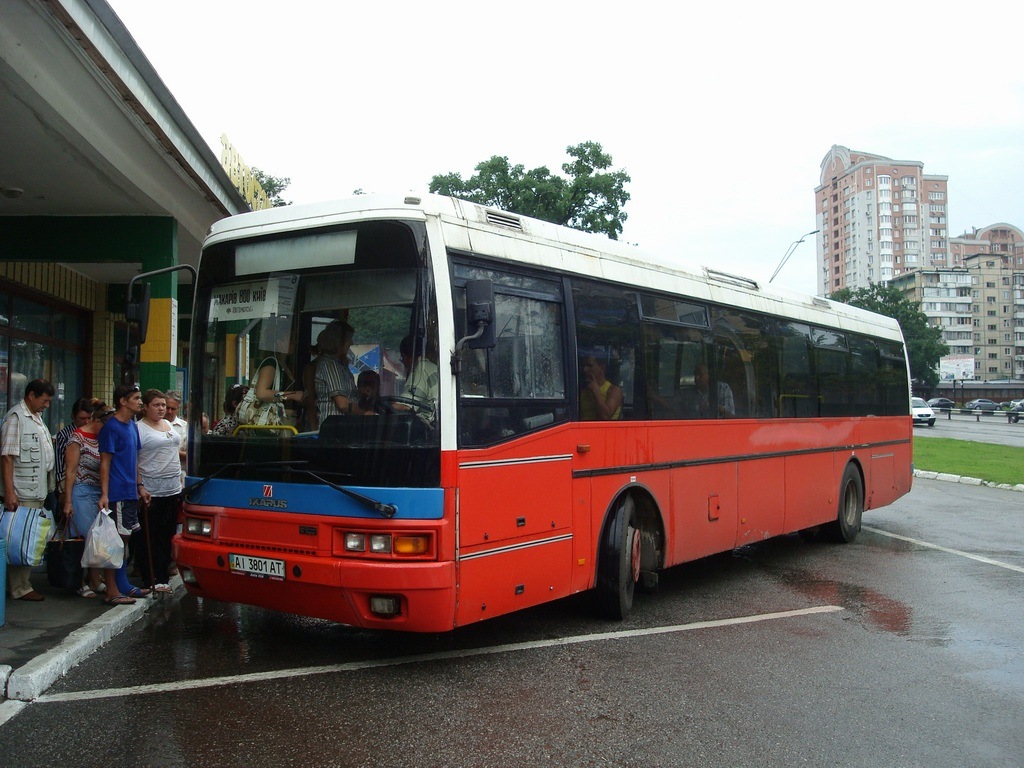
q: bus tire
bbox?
[596,494,641,620]
[823,464,863,543]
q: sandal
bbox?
[103,595,136,606]
[76,586,97,598]
[153,583,173,594]
[125,587,152,598]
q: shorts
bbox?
[113,499,140,536]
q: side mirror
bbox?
[465,279,495,350]
[126,282,152,346]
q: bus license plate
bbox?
[228,553,285,580]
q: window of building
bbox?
[0,286,90,432]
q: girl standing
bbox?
[135,389,182,593]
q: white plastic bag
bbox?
[81,509,124,569]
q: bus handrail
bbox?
[232,424,299,436]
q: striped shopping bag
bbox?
[0,506,54,566]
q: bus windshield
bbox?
[192,220,440,488]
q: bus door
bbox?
[452,264,574,625]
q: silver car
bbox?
[911,397,935,427]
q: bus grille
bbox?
[218,540,317,557]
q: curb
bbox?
[914,469,1024,493]
[1,577,183,703]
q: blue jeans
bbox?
[70,483,102,539]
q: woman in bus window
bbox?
[580,356,623,420]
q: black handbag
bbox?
[46,527,86,590]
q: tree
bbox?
[252,167,291,207]
[831,283,948,389]
[429,142,631,240]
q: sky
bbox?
[106,0,1024,296]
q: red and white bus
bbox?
[176,194,912,631]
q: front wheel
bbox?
[595,495,641,620]
[822,464,863,543]
[927,419,935,427]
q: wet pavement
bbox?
[1,564,182,702]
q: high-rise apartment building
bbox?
[815,145,950,295]
[890,224,1024,382]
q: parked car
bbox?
[1010,399,1024,410]
[927,397,956,410]
[911,397,935,427]
[965,398,999,411]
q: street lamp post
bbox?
[770,229,821,284]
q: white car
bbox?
[911,397,935,427]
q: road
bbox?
[1,478,1022,767]
[916,409,1024,447]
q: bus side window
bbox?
[454,267,570,447]
[572,281,643,420]
[779,323,816,418]
[848,335,879,416]
[813,327,850,417]
[644,324,705,420]
[877,340,909,416]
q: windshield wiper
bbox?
[184,461,313,500]
[184,461,396,518]
[288,467,398,518]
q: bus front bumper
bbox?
[174,537,457,632]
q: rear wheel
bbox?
[595,494,641,620]
[822,464,863,543]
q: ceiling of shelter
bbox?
[0,60,155,284]
[0,0,243,286]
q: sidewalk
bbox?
[0,565,181,702]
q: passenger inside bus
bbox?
[356,370,381,413]
[394,334,439,421]
[678,362,734,418]
[252,356,303,409]
[580,356,623,420]
[314,321,376,426]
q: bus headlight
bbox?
[334,529,434,558]
[185,517,212,537]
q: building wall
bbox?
[891,229,1024,383]
[816,145,949,294]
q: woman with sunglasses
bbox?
[62,401,123,599]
